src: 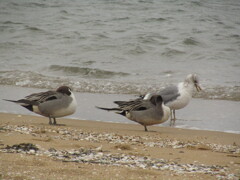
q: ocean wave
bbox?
[2,21,23,25]
[138,35,162,44]
[22,2,48,8]
[144,17,166,23]
[0,70,239,101]
[183,37,201,46]
[48,65,129,78]
[0,42,16,48]
[111,17,130,21]
[24,26,46,33]
[161,48,185,57]
[128,45,147,54]
[229,34,240,39]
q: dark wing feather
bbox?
[115,99,151,112]
[45,96,57,101]
[25,91,58,103]
[134,106,147,111]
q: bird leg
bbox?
[144,125,148,132]
[53,118,57,125]
[49,117,52,125]
[170,110,173,126]
[173,110,176,125]
[169,109,177,126]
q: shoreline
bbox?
[0,112,240,179]
[1,111,240,135]
[1,85,240,134]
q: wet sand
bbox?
[0,113,240,179]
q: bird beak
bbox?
[195,84,202,92]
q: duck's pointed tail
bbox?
[95,106,122,111]
[3,99,38,112]
[96,106,127,117]
[3,99,37,106]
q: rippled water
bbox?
[0,0,240,100]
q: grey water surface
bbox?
[0,0,240,100]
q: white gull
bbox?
[143,74,202,126]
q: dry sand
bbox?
[0,113,240,180]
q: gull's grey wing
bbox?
[158,85,180,104]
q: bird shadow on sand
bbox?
[177,118,202,122]
[53,124,66,126]
[39,123,66,126]
[128,128,158,133]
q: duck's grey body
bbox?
[97,95,170,131]
[4,86,77,125]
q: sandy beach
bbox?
[0,113,239,180]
